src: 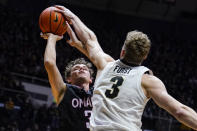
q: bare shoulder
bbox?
[142,73,163,88]
[142,73,166,98]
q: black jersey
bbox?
[57,84,93,131]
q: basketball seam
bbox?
[54,15,63,35]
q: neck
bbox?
[72,81,90,92]
[120,59,141,66]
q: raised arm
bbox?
[54,5,114,70]
[142,74,197,130]
[65,22,89,57]
[43,33,66,105]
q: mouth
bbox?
[78,72,89,78]
[79,71,86,74]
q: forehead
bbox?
[72,64,88,69]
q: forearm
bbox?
[72,40,104,69]
[72,41,89,58]
[44,37,66,103]
[145,77,197,130]
[62,8,114,69]
[44,38,57,65]
[55,6,100,54]
[69,15,106,68]
[175,106,197,130]
[71,15,97,44]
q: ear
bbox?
[144,54,148,60]
[89,77,93,84]
[120,50,125,58]
[67,77,72,83]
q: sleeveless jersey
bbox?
[90,60,150,131]
[57,84,93,131]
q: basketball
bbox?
[39,6,67,36]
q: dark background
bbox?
[0,0,197,130]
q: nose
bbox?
[79,67,85,71]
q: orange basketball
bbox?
[39,6,67,36]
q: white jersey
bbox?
[90,60,150,131]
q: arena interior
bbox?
[0,0,197,130]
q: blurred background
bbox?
[0,0,197,130]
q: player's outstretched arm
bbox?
[65,22,89,57]
[42,33,66,105]
[142,74,197,130]
[54,5,114,70]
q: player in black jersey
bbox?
[42,33,94,131]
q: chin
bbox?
[76,76,89,83]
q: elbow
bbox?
[174,108,185,119]
[44,59,56,69]
[172,105,187,120]
[173,107,197,130]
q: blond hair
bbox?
[123,30,151,64]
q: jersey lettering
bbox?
[72,97,92,108]
[113,65,132,74]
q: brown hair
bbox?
[123,30,151,64]
[64,58,94,80]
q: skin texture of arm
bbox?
[142,74,197,130]
[55,6,114,72]
[66,22,89,57]
[44,34,66,105]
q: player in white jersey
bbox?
[55,5,197,131]
[90,60,150,131]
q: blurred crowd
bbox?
[0,4,197,131]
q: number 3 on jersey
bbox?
[105,76,124,99]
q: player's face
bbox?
[69,64,92,83]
